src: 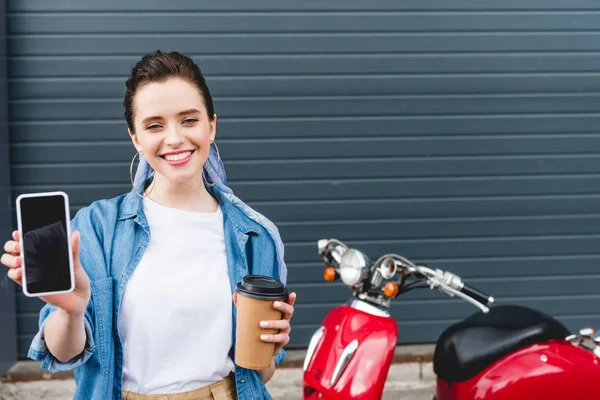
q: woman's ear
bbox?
[128,128,143,153]
[209,114,217,142]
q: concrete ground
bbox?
[267,363,436,400]
[0,346,436,399]
[0,363,436,399]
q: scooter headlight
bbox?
[339,249,369,287]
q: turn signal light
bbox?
[324,267,337,282]
[383,282,399,298]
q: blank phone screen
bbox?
[20,195,71,294]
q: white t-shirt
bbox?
[118,197,234,394]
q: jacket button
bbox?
[240,379,245,383]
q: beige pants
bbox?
[122,374,237,400]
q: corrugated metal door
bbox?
[8,1,600,357]
[0,0,17,373]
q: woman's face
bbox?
[129,77,216,185]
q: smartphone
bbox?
[16,191,75,297]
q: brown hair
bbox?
[123,50,215,132]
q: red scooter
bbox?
[302,239,600,399]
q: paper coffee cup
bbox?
[235,275,288,370]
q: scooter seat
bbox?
[433,305,570,383]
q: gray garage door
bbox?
[8,1,600,357]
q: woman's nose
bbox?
[164,126,185,146]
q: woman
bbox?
[1,50,295,400]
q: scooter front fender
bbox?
[303,304,398,400]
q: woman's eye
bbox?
[146,124,162,131]
[182,118,198,126]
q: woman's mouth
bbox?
[160,150,195,166]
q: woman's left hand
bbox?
[232,291,296,355]
[259,292,296,355]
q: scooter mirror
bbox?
[580,328,595,338]
[380,258,397,280]
[317,239,329,255]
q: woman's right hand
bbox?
[1,230,91,317]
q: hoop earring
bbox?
[202,141,221,187]
[130,152,154,198]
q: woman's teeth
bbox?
[164,151,192,161]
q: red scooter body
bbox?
[303,303,398,400]
[304,239,600,399]
[436,341,600,400]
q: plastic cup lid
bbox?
[235,275,288,301]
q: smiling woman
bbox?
[124,52,217,201]
[2,50,294,400]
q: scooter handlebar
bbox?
[460,284,494,307]
[416,266,494,312]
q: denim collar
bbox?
[117,184,259,236]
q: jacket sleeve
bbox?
[27,302,95,372]
[27,205,105,372]
[270,233,288,368]
[274,348,286,367]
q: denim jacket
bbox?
[28,188,286,400]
